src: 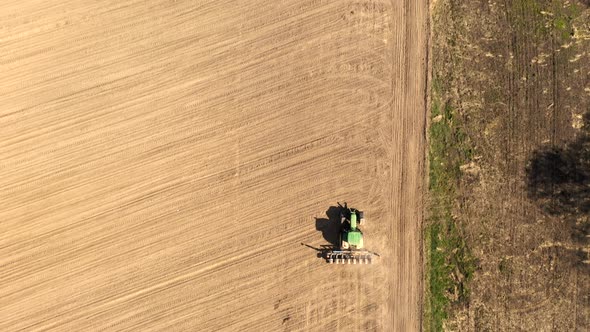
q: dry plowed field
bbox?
[1,1,427,331]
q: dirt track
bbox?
[1,1,427,331]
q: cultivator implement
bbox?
[326,250,375,264]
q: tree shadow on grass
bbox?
[526,112,590,269]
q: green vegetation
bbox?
[507,0,581,41]
[512,0,582,40]
[424,81,477,332]
[550,1,581,40]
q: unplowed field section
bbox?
[0,1,427,331]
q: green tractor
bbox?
[326,203,376,264]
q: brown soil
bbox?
[0,1,427,331]
[432,0,590,330]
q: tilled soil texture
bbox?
[0,1,427,331]
[431,0,590,331]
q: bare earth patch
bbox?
[0,1,427,331]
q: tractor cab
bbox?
[340,207,364,250]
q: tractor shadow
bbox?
[314,205,342,247]
[301,205,343,260]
